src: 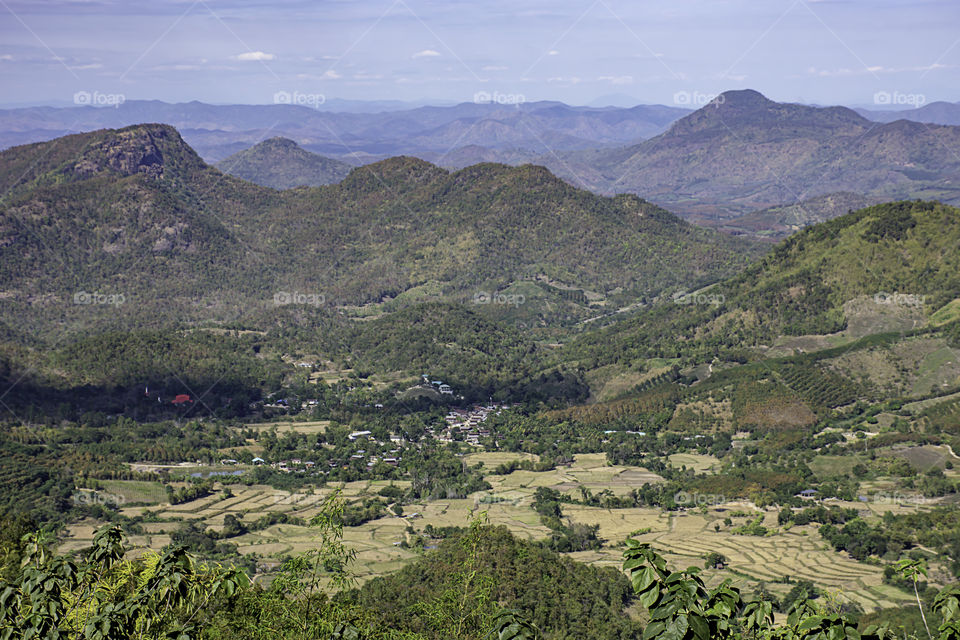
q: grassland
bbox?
[668,453,721,474]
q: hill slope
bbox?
[567,200,960,366]
[355,525,641,640]
[216,137,353,188]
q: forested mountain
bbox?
[216,137,353,188]
[0,124,762,338]
[548,90,960,218]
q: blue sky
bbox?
[0,0,957,107]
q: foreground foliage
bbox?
[623,540,960,640]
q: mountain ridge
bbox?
[0,124,762,338]
[547,89,960,217]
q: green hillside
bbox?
[566,200,960,368]
[0,124,763,338]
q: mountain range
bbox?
[2,123,960,415]
[4,92,960,234]
[548,90,960,217]
[0,124,760,339]
[857,100,960,126]
[0,100,690,165]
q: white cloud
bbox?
[154,64,205,71]
[322,70,341,79]
[234,51,275,61]
[598,75,634,85]
[0,54,12,62]
[412,49,441,59]
[547,50,560,56]
[482,65,507,71]
[547,76,581,84]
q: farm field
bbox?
[62,452,927,609]
[99,480,168,505]
[668,453,721,474]
[563,503,908,611]
[243,420,331,435]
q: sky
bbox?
[0,0,957,108]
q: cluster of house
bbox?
[430,404,511,446]
[245,449,403,474]
[421,374,453,395]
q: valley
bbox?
[2,18,960,634]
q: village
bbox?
[238,401,513,475]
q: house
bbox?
[439,384,453,395]
[797,489,818,498]
[252,457,265,465]
[349,430,372,441]
[172,394,192,405]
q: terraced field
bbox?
[62,455,919,605]
[563,504,910,611]
[485,453,664,499]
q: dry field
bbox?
[62,456,918,606]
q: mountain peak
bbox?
[216,136,353,189]
[68,123,204,181]
[662,89,868,139]
[258,136,300,150]
[716,88,774,108]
